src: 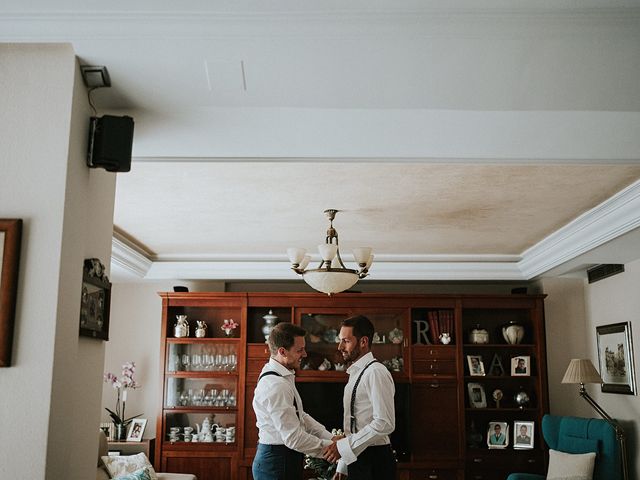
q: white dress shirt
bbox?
[253,358,333,457]
[336,352,395,474]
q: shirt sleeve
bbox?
[336,459,348,475]
[336,367,395,465]
[264,382,332,457]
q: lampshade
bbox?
[287,209,372,295]
[561,358,603,384]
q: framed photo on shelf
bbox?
[79,258,111,340]
[127,418,147,442]
[467,355,486,376]
[596,322,637,394]
[487,421,509,449]
[513,421,534,449]
[467,382,487,408]
[0,219,22,367]
[511,356,530,376]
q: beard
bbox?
[341,344,361,364]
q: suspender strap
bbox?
[258,371,300,419]
[350,360,378,433]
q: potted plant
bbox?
[103,361,142,440]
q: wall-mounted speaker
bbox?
[87,115,134,172]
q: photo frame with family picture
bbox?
[487,421,509,449]
[511,356,530,376]
[467,355,486,376]
[127,418,147,442]
[513,421,534,449]
[467,382,487,408]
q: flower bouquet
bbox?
[103,361,142,439]
[221,318,239,336]
[304,428,343,480]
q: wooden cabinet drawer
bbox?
[410,468,459,480]
[412,359,457,376]
[412,346,456,360]
[247,358,267,376]
[247,344,270,358]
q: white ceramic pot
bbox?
[502,321,525,344]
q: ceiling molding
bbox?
[519,178,640,278]
[110,178,640,282]
[111,234,153,278]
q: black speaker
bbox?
[87,115,134,172]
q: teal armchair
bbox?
[507,414,622,480]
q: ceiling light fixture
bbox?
[287,209,373,296]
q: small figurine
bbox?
[174,315,189,338]
[492,389,503,408]
[195,320,207,338]
[439,332,451,344]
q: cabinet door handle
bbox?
[428,475,438,479]
[527,459,536,464]
[473,457,483,463]
[429,383,439,388]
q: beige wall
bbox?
[583,258,640,478]
[0,43,116,479]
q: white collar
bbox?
[346,351,375,375]
[267,357,295,377]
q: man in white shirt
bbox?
[252,322,336,480]
[322,315,396,479]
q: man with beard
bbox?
[322,315,396,480]
[252,322,336,480]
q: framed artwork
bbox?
[511,356,530,377]
[487,421,509,449]
[513,421,534,449]
[467,355,486,376]
[79,258,111,340]
[596,322,636,394]
[127,418,147,442]
[467,382,487,408]
[0,219,22,367]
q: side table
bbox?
[107,438,156,464]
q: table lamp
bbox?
[561,358,628,480]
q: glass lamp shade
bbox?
[318,243,338,262]
[353,247,372,265]
[299,255,311,270]
[561,359,603,384]
[303,270,359,295]
[287,247,307,265]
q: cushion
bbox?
[547,449,596,480]
[558,434,600,455]
[113,467,153,480]
[101,453,158,480]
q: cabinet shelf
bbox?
[465,407,538,412]
[166,371,238,378]
[464,375,537,380]
[167,338,240,344]
[164,406,238,413]
[463,344,536,348]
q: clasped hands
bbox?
[322,434,344,464]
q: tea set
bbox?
[168,416,236,443]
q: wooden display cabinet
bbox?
[156,292,547,480]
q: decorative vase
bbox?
[115,423,127,441]
[502,321,525,345]
[262,310,278,342]
[469,324,489,344]
[195,320,207,338]
[174,315,189,338]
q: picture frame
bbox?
[127,418,147,442]
[511,356,530,377]
[467,382,487,408]
[79,258,111,340]
[0,219,22,367]
[596,322,637,394]
[487,421,509,449]
[467,355,486,376]
[513,421,535,449]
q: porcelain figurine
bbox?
[262,310,278,342]
[439,332,451,344]
[469,325,489,344]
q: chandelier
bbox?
[287,209,373,295]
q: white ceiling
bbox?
[3,1,640,283]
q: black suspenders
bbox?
[258,371,300,419]
[349,360,378,433]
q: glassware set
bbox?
[168,344,238,372]
[178,388,237,407]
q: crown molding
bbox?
[111,234,153,278]
[519,178,640,278]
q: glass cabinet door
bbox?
[167,342,239,373]
[296,308,408,376]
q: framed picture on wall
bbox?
[0,219,22,367]
[79,258,111,340]
[596,322,636,394]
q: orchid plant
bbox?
[103,361,142,427]
[221,318,239,336]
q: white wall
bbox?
[0,43,116,480]
[584,258,640,478]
